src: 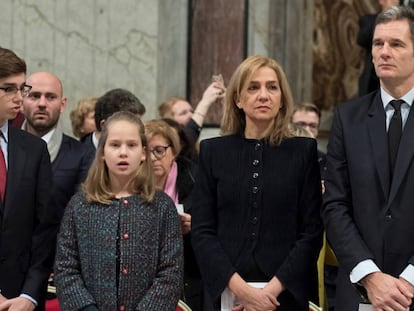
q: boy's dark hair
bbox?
[0,47,27,78]
[94,88,146,131]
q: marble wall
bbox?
[1,0,188,135]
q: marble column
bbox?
[189,0,246,126]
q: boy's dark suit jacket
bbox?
[0,127,56,311]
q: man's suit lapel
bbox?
[389,104,414,203]
[367,93,390,200]
[4,129,26,218]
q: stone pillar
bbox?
[188,0,246,125]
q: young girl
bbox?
[54,111,183,311]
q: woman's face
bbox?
[103,120,145,183]
[148,134,175,181]
[172,100,193,125]
[80,110,96,136]
[236,66,282,128]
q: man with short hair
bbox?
[323,6,414,310]
[291,102,327,179]
[83,88,146,150]
[22,71,94,223]
[0,47,56,311]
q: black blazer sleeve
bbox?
[191,140,237,301]
[322,105,374,273]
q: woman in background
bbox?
[70,96,97,141]
[159,80,225,144]
[145,119,202,311]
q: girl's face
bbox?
[148,134,175,181]
[103,120,146,183]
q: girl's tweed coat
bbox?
[55,190,183,311]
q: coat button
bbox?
[122,268,128,275]
[255,143,261,150]
[123,199,128,205]
[252,159,260,166]
[123,233,129,239]
[253,172,259,179]
[119,304,126,311]
[252,186,259,194]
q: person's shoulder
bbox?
[10,127,47,149]
[150,190,177,212]
[282,136,317,152]
[151,190,172,204]
[62,134,95,154]
[337,91,378,113]
[200,134,239,148]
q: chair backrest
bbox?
[176,299,192,311]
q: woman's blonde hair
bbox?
[144,119,182,158]
[70,97,98,138]
[82,111,155,204]
[158,96,188,119]
[221,55,294,145]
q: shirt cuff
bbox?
[400,264,414,286]
[350,259,380,283]
[20,294,37,306]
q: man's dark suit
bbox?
[322,91,414,310]
[0,127,56,311]
[51,134,94,222]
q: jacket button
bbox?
[252,159,259,166]
[123,233,129,239]
[123,199,128,205]
[119,304,126,311]
[122,268,128,275]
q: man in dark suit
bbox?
[0,48,56,310]
[22,71,94,223]
[291,102,327,179]
[323,6,414,311]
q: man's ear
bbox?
[60,96,67,113]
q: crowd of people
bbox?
[1,4,414,311]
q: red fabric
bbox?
[45,299,60,311]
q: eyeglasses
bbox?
[292,121,319,130]
[149,145,170,160]
[0,84,32,97]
